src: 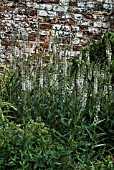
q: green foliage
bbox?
[0,31,114,169]
[0,118,59,169]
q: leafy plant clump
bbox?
[0,31,114,169]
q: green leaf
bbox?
[92,144,106,148]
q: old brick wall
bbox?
[0,0,114,64]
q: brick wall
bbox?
[0,0,114,64]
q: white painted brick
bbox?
[13,17,21,21]
[62,31,71,36]
[53,6,68,12]
[14,14,25,20]
[61,25,71,32]
[0,32,5,39]
[40,31,50,35]
[77,1,85,8]
[0,40,3,47]
[0,54,5,60]
[86,2,95,9]
[105,0,113,3]
[35,4,52,11]
[88,27,99,34]
[52,25,71,32]
[77,21,90,26]
[38,10,48,17]
[7,2,14,7]
[72,7,83,13]
[59,0,69,6]
[38,10,56,17]
[26,2,33,7]
[93,15,106,21]
[52,24,62,30]
[103,3,112,9]
[72,38,80,45]
[61,14,71,19]
[51,30,71,37]
[96,0,103,2]
[32,18,38,22]
[3,14,12,20]
[76,32,83,38]
[71,26,80,32]
[60,50,80,57]
[80,39,88,44]
[59,31,71,36]
[93,15,97,20]
[36,4,46,10]
[102,22,110,28]
[82,21,90,26]
[74,14,82,20]
[94,21,102,28]
[26,28,32,33]
[13,8,18,15]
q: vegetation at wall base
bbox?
[0,31,114,169]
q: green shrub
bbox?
[0,117,64,169]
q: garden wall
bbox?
[0,0,114,64]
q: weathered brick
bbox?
[61,44,71,51]
[52,24,61,30]
[74,14,82,20]
[57,18,67,24]
[0,7,9,12]
[94,21,102,28]
[69,1,76,6]
[103,3,112,10]
[40,35,50,42]
[1,40,13,46]
[42,17,56,24]
[35,4,53,11]
[34,0,59,4]
[61,37,71,44]
[73,45,82,51]
[68,6,83,13]
[77,1,85,8]
[40,42,49,48]
[102,22,110,28]
[85,2,95,9]
[28,33,36,41]
[88,27,99,34]
[76,32,83,38]
[60,0,69,6]
[40,31,50,36]
[17,3,27,8]
[72,38,80,45]
[40,24,52,29]
[68,19,75,25]
[53,5,68,12]
[71,26,80,32]
[0,0,113,60]
[29,9,37,16]
[110,23,114,29]
[38,10,56,17]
